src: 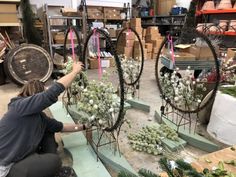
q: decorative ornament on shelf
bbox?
[201,1,215,10]
[217,0,232,9]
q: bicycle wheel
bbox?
[82,28,125,132]
[155,27,220,114]
[116,27,144,86]
[63,26,83,63]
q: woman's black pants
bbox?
[7,133,61,177]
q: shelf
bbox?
[52,44,79,48]
[49,16,82,20]
[141,14,186,19]
[197,9,236,15]
[204,31,236,36]
[0,22,20,26]
[142,23,184,27]
[0,0,20,2]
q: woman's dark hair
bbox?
[18,80,45,97]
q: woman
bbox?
[0,61,85,177]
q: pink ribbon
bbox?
[93,29,102,78]
[168,34,175,65]
[69,28,76,62]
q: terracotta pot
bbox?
[196,23,204,32]
[202,1,215,10]
[228,20,236,31]
[217,0,232,9]
[209,25,219,32]
[219,20,229,31]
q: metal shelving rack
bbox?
[43,4,84,58]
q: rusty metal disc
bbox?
[4,44,53,85]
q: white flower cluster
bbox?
[64,58,120,129]
[76,73,120,128]
[120,55,141,82]
[160,67,206,111]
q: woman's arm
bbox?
[62,123,86,132]
[14,61,83,116]
[57,61,83,88]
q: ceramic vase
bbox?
[217,0,232,9]
[202,1,215,10]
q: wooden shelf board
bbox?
[197,9,236,15]
[204,31,236,36]
[0,0,20,2]
[0,22,20,26]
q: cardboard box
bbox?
[116,29,122,37]
[87,7,103,19]
[145,43,153,53]
[147,52,152,59]
[104,7,121,20]
[142,29,147,38]
[107,29,116,38]
[119,32,135,41]
[117,47,133,58]
[152,53,158,60]
[151,39,164,48]
[0,4,19,23]
[134,48,148,60]
[189,45,215,60]
[130,18,142,28]
[227,48,236,60]
[122,21,130,28]
[158,0,176,15]
[133,27,143,36]
[89,58,113,69]
[134,40,145,49]
[145,34,161,42]
[117,39,135,47]
[164,51,196,61]
[146,26,159,35]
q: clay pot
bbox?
[209,25,219,32]
[228,20,236,31]
[219,20,229,31]
[217,0,232,9]
[202,1,215,10]
[196,23,204,32]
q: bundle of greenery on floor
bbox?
[127,124,179,156]
[118,169,160,177]
[159,157,236,177]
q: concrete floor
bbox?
[0,59,222,176]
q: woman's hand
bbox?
[72,61,83,74]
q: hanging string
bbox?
[69,27,76,62]
[168,34,175,65]
[93,29,102,78]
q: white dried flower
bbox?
[174,97,179,102]
[93,104,98,109]
[109,108,114,112]
[98,119,103,125]
[89,100,94,105]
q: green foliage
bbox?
[21,0,42,45]
[159,158,175,177]
[118,171,138,177]
[117,169,160,177]
[127,124,179,156]
[219,86,236,98]
[65,58,120,129]
[138,168,160,177]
